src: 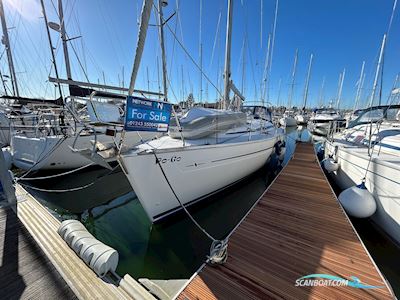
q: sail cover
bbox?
[169,107,247,139]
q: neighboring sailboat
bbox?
[118,0,284,222]
[323,2,400,243]
[9,0,159,171]
[324,104,400,244]
[279,49,298,127]
[0,0,61,146]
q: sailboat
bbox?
[279,49,298,127]
[118,0,284,222]
[0,0,62,147]
[324,104,400,243]
[323,30,400,243]
[9,0,159,171]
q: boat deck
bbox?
[178,143,394,300]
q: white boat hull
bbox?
[11,131,157,170]
[325,141,400,244]
[120,136,279,222]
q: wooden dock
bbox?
[0,205,76,299]
[178,143,395,300]
[7,184,154,300]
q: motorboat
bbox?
[308,107,345,135]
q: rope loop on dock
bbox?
[208,239,228,265]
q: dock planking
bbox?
[0,205,76,299]
[178,143,394,300]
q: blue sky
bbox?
[1,0,399,109]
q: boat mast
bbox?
[269,0,279,76]
[58,0,72,80]
[40,0,64,99]
[261,0,279,105]
[336,68,345,109]
[128,0,153,96]
[261,34,271,105]
[260,0,263,49]
[302,53,313,109]
[288,49,298,109]
[276,77,282,106]
[157,0,168,101]
[318,76,325,107]
[223,0,234,109]
[369,34,386,107]
[353,61,365,111]
[241,37,246,94]
[0,0,19,97]
[199,0,202,103]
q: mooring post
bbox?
[0,149,16,210]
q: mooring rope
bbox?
[152,151,228,265]
[15,162,94,181]
[19,164,119,193]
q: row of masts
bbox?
[283,34,387,111]
[0,0,396,110]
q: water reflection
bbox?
[24,165,132,214]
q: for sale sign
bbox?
[124,96,172,132]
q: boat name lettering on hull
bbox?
[156,156,181,164]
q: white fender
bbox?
[58,220,119,277]
[338,183,376,218]
[278,147,286,160]
[323,157,339,172]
